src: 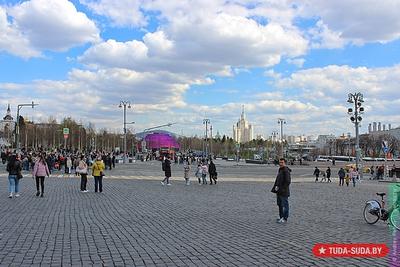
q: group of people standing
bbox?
[161,156,218,186]
[5,152,107,198]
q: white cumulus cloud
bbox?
[0,0,100,58]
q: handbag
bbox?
[17,170,23,180]
[271,185,278,193]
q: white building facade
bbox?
[233,106,254,143]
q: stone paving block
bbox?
[0,165,397,266]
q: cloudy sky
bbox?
[0,0,399,138]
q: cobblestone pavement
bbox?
[0,164,399,266]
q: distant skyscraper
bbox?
[233,105,254,143]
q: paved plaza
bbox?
[0,161,399,266]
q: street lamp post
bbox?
[347,132,351,162]
[278,118,286,158]
[347,92,365,178]
[203,119,210,159]
[15,101,38,151]
[119,101,132,164]
[210,125,213,159]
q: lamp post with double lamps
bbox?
[203,119,210,159]
[277,118,286,158]
[15,101,38,151]
[347,92,365,179]
[119,101,132,164]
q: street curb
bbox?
[378,180,400,184]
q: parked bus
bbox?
[316,155,355,162]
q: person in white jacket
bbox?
[349,168,359,187]
[76,155,89,192]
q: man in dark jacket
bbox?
[161,156,172,186]
[326,167,332,183]
[338,167,345,186]
[208,160,217,185]
[271,158,291,223]
[313,167,320,182]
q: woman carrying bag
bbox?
[32,154,50,197]
[92,156,105,193]
[6,154,22,198]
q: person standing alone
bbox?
[271,158,291,223]
[32,154,50,197]
[92,156,105,192]
[77,155,89,192]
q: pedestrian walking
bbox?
[320,171,326,182]
[74,156,80,176]
[345,170,350,187]
[338,167,345,186]
[378,165,384,180]
[208,160,217,185]
[370,166,375,180]
[6,154,22,198]
[77,155,89,192]
[313,167,320,182]
[32,154,50,197]
[92,156,105,192]
[161,156,172,186]
[350,168,358,187]
[112,154,116,168]
[271,158,291,223]
[183,161,190,186]
[195,164,202,184]
[326,167,332,183]
[1,150,6,164]
[201,161,208,185]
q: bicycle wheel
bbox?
[389,207,400,230]
[363,201,380,224]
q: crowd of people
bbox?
[161,155,218,186]
[313,163,398,188]
[2,148,114,198]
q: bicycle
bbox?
[363,184,400,230]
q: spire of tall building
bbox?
[3,104,13,121]
[233,105,253,143]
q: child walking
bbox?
[345,171,350,187]
[195,164,202,184]
[184,161,190,186]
